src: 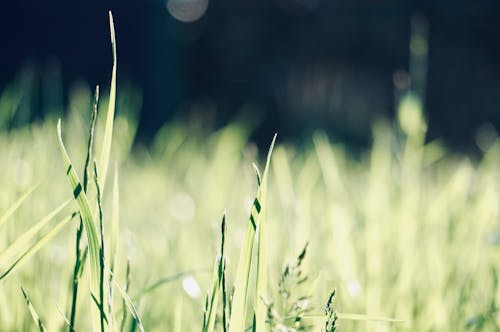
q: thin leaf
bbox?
[91,293,109,325]
[133,268,210,301]
[57,119,102,330]
[0,199,71,263]
[228,135,276,332]
[202,213,226,332]
[0,183,39,228]
[93,161,107,332]
[111,271,145,332]
[108,165,119,329]
[98,11,117,192]
[0,213,76,280]
[228,187,261,332]
[110,165,119,274]
[21,287,47,332]
[254,134,277,332]
[84,85,100,192]
[70,84,99,332]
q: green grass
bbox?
[0,12,499,332]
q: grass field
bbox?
[0,15,499,332]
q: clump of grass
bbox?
[0,8,496,332]
[324,290,337,332]
[265,243,312,332]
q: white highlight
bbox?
[182,275,201,299]
[347,279,361,298]
[167,0,209,23]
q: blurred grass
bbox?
[0,82,498,331]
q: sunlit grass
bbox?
[0,87,497,330]
[0,15,498,332]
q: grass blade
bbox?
[57,119,102,331]
[0,199,71,263]
[107,165,119,329]
[93,161,107,332]
[69,84,99,332]
[132,268,209,301]
[110,165,119,275]
[111,271,145,332]
[202,213,226,332]
[0,213,76,280]
[228,135,276,332]
[254,134,277,332]
[21,287,47,332]
[228,179,262,332]
[0,183,39,228]
[98,11,117,192]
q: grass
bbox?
[0,11,499,332]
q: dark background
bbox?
[1,0,499,149]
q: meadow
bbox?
[0,14,499,332]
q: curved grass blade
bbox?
[0,213,76,280]
[21,287,47,332]
[57,119,102,331]
[98,11,117,192]
[254,134,277,332]
[132,268,210,301]
[0,183,39,228]
[0,199,71,263]
[110,271,145,332]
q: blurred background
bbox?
[1,0,499,150]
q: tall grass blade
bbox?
[229,135,276,332]
[0,183,39,228]
[98,11,117,192]
[108,165,119,328]
[93,161,107,332]
[84,85,99,193]
[21,287,47,332]
[228,180,262,332]
[0,213,76,280]
[254,134,277,332]
[110,165,119,275]
[57,119,102,331]
[69,84,99,332]
[0,199,71,263]
[202,213,226,332]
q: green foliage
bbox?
[0,11,498,332]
